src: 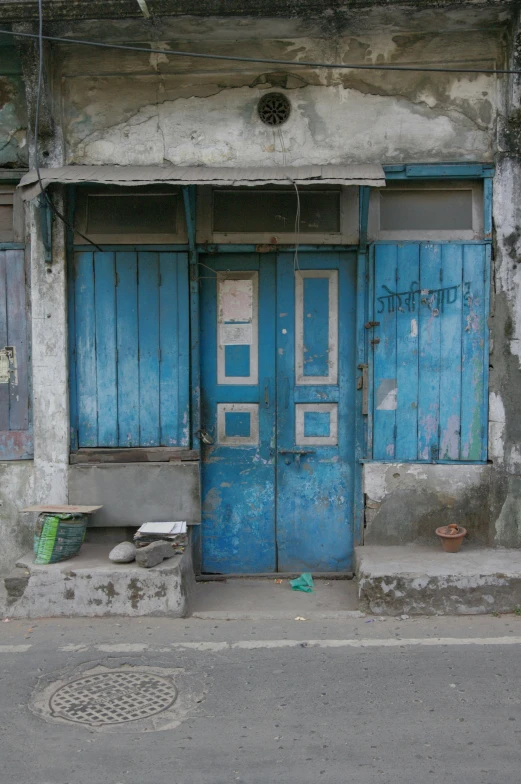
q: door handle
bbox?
[278,449,316,455]
[278,448,316,467]
[264,378,270,408]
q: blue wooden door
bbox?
[200,251,356,573]
[276,252,356,571]
[372,242,489,461]
[71,250,190,448]
[200,254,277,573]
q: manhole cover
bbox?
[49,671,178,727]
[31,664,207,733]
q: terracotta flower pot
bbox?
[435,524,467,553]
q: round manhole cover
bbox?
[49,671,178,727]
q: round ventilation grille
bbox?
[257,92,291,126]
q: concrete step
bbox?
[0,543,195,619]
[355,545,521,616]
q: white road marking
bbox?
[4,637,521,655]
[96,643,149,652]
[174,637,521,651]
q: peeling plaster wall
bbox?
[486,153,521,547]
[363,463,492,546]
[0,41,28,168]
[56,28,504,166]
[0,462,35,574]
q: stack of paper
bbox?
[134,521,188,552]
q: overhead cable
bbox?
[2,26,520,76]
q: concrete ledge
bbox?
[0,544,195,619]
[356,545,521,616]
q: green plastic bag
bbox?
[290,573,315,593]
[33,513,87,564]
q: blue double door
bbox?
[200,251,356,573]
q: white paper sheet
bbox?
[137,521,187,534]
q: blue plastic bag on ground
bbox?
[290,573,315,593]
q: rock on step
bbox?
[135,541,175,568]
[108,542,137,563]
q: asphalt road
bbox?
[1,614,521,784]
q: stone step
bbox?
[356,545,521,616]
[0,543,195,619]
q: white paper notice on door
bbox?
[219,279,253,323]
[220,323,253,345]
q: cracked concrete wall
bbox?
[55,27,504,166]
[363,463,492,546]
[0,41,28,168]
[0,462,35,574]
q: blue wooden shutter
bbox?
[71,250,190,448]
[372,242,488,462]
[0,249,32,459]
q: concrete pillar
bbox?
[15,28,69,504]
[29,195,69,505]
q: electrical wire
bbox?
[34,0,102,252]
[3,26,521,77]
[278,128,287,166]
[292,180,301,275]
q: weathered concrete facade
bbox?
[1,0,521,580]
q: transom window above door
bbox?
[74,185,187,244]
[368,180,484,241]
[197,185,359,244]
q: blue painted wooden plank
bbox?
[461,244,486,460]
[116,251,140,447]
[94,252,118,446]
[6,249,28,431]
[159,253,179,446]
[418,243,442,461]
[373,244,397,460]
[366,247,375,457]
[75,252,98,447]
[395,243,419,460]
[176,253,190,446]
[438,244,463,459]
[303,276,329,377]
[68,249,78,451]
[405,164,485,179]
[481,244,491,461]
[138,252,161,446]
[159,253,190,446]
[0,251,7,431]
[354,248,368,544]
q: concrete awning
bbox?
[18,164,386,201]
